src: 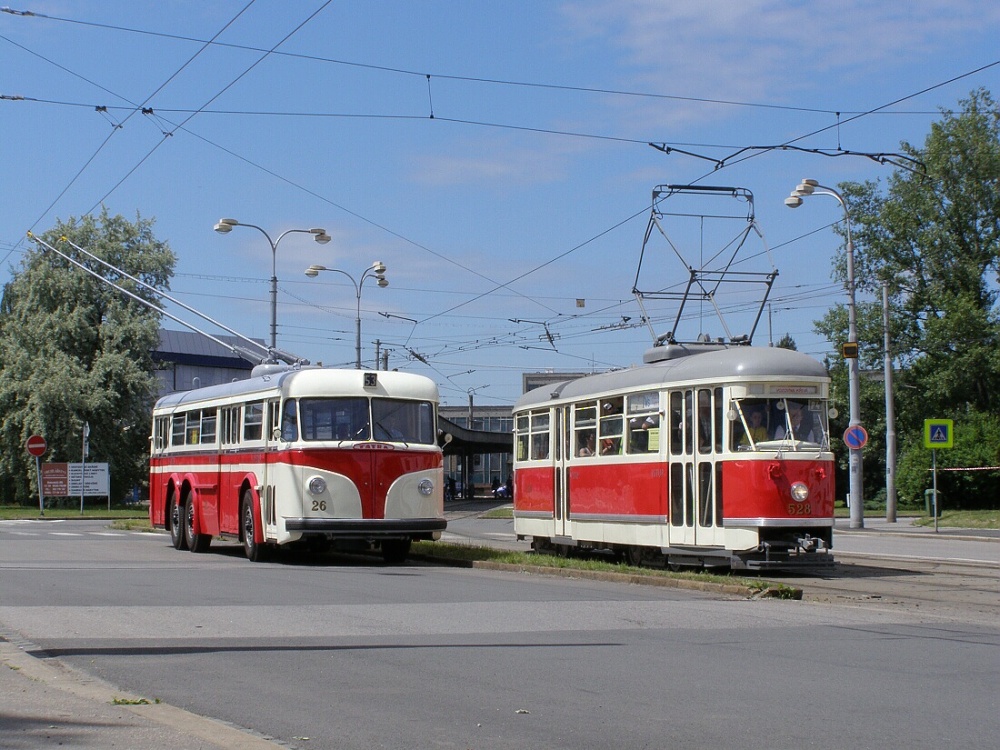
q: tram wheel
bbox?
[185,495,211,553]
[624,546,644,567]
[382,539,411,564]
[241,491,267,563]
[169,496,186,550]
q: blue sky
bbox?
[2,1,999,408]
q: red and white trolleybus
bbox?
[149,366,445,563]
[512,344,835,570]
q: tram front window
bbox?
[731,397,829,451]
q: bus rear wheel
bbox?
[185,495,211,553]
[381,539,411,564]
[241,491,267,563]
[169,496,186,550]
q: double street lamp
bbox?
[785,179,864,529]
[305,262,388,369]
[214,219,331,350]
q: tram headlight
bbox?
[790,482,810,502]
[307,476,327,495]
[418,479,434,496]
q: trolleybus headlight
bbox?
[790,482,810,502]
[418,479,434,496]
[308,476,327,495]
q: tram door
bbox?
[553,406,571,539]
[667,388,724,547]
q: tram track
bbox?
[760,553,1000,625]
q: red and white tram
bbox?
[512,344,835,570]
[149,366,445,563]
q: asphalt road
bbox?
[1,517,998,750]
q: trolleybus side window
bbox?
[220,405,241,446]
[243,401,264,442]
[171,413,185,446]
[266,399,280,442]
[200,408,217,445]
[281,399,298,441]
[574,402,597,457]
[153,416,169,451]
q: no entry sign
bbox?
[26,434,47,457]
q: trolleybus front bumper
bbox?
[284,517,447,539]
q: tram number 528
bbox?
[788,503,812,516]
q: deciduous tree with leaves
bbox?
[815,89,1000,508]
[0,210,175,505]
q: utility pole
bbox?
[883,280,898,522]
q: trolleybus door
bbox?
[262,398,281,540]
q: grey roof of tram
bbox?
[513,345,829,410]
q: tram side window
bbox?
[598,397,623,455]
[530,410,550,460]
[667,391,682,455]
[626,392,660,454]
[574,402,597,457]
[243,401,264,442]
[515,414,529,461]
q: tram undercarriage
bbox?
[525,527,834,573]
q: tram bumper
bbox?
[736,536,836,572]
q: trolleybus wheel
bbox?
[381,539,411,564]
[241,491,267,563]
[169,496,186,550]
[185,494,211,553]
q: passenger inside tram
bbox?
[738,408,768,448]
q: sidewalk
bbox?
[835,514,1000,541]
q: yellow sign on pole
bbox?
[923,419,954,449]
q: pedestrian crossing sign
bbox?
[923,419,954,449]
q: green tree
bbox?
[0,210,175,505]
[815,89,1000,508]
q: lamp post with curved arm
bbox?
[305,262,388,369]
[214,219,331,350]
[785,179,864,529]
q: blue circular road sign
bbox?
[843,425,869,450]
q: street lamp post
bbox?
[214,219,331,350]
[785,179,864,529]
[305,262,388,368]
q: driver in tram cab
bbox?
[775,401,816,442]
